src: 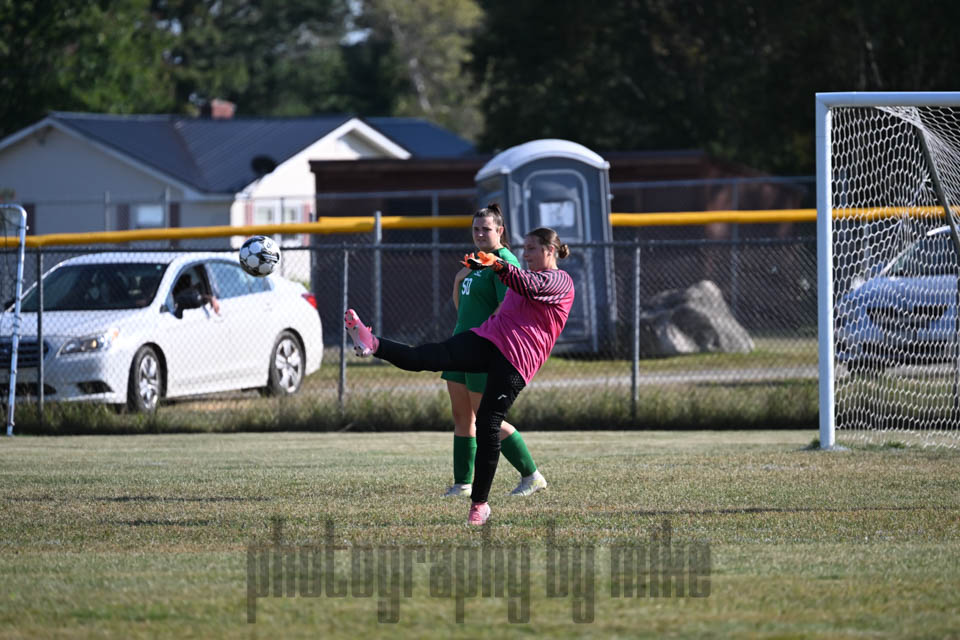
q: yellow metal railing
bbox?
[0,215,477,248]
[9,205,954,248]
[610,209,815,226]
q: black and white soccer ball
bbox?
[239,235,280,277]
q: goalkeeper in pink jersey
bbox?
[345,227,575,526]
[442,204,545,501]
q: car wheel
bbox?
[265,331,304,396]
[128,346,162,412]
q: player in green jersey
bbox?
[439,203,547,499]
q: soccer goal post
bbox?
[1,204,28,436]
[818,92,960,449]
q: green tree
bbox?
[356,0,484,140]
[64,0,177,113]
[0,0,408,136]
[0,0,174,138]
[338,35,407,116]
[149,0,355,116]
[471,0,671,153]
[472,0,960,173]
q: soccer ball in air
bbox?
[239,235,280,277]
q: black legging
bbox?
[374,331,526,503]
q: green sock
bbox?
[453,435,476,484]
[500,431,537,477]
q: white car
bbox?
[0,252,323,411]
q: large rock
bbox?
[638,280,754,357]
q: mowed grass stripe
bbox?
[1,430,958,639]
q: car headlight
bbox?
[59,329,119,355]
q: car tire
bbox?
[265,331,304,396]
[128,345,163,412]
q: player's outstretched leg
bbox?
[345,309,379,357]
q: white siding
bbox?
[251,128,400,200]
[175,202,235,249]
[0,127,186,234]
[0,118,407,239]
[0,126,236,235]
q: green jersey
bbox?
[452,246,521,335]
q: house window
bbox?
[134,204,164,228]
[281,204,301,244]
[254,201,305,245]
[254,205,273,226]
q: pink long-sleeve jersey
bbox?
[472,263,575,384]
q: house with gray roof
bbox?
[0,110,474,244]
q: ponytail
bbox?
[526,227,570,260]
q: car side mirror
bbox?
[173,289,203,318]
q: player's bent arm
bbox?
[497,263,573,300]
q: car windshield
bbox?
[20,263,168,311]
[885,233,959,277]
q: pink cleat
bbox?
[344,309,379,357]
[467,501,491,526]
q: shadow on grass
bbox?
[607,504,955,517]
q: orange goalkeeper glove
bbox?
[461,251,505,271]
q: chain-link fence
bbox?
[2,233,818,433]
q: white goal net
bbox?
[818,92,960,448]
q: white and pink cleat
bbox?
[344,309,379,357]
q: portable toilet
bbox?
[475,139,617,353]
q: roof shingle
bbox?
[48,112,474,193]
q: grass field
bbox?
[1,430,958,639]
